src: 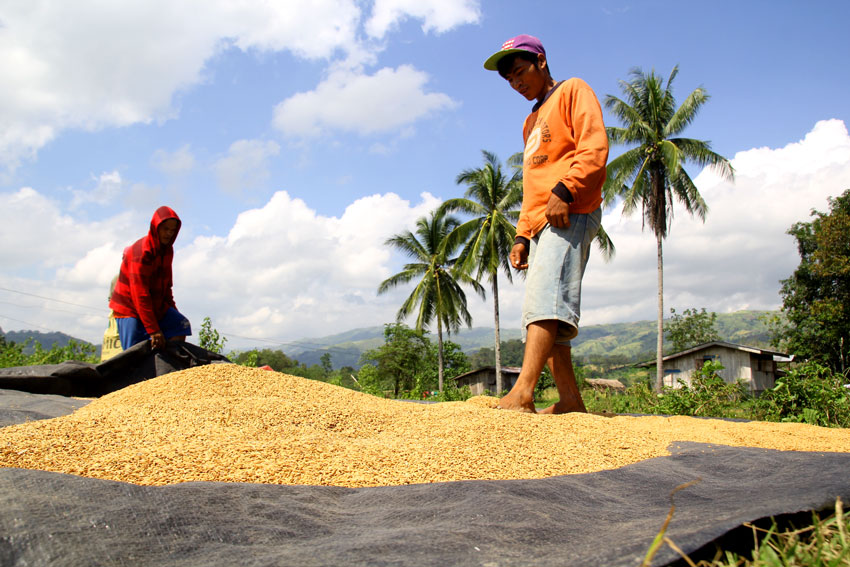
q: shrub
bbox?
[654,360,748,418]
[432,381,472,402]
[0,337,98,367]
[198,317,227,354]
[584,382,657,415]
[754,361,850,428]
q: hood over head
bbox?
[149,206,181,250]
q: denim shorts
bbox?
[521,207,601,346]
[115,307,192,350]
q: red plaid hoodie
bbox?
[109,206,181,334]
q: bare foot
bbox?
[538,400,587,415]
[496,390,537,413]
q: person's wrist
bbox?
[514,236,530,250]
[551,182,574,204]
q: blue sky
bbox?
[1,0,849,351]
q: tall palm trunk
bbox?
[655,233,664,392]
[436,317,445,392]
[492,277,502,394]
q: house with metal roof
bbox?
[641,341,792,394]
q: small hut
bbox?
[452,366,522,396]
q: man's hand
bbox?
[150,332,166,349]
[510,242,529,270]
[545,192,570,228]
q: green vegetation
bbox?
[663,499,849,567]
[0,334,98,367]
[231,310,775,371]
[775,188,850,375]
[468,338,524,369]
[357,323,469,399]
[603,65,735,392]
[756,361,850,428]
[666,307,721,352]
[230,347,352,384]
[198,316,227,354]
[580,360,850,428]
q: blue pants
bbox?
[115,308,192,349]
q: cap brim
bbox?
[483,48,526,71]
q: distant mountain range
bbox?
[0,327,101,356]
[280,310,778,368]
[1,310,778,369]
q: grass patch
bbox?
[673,498,849,567]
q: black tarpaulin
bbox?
[0,441,848,567]
[0,341,230,398]
[0,388,91,427]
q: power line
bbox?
[0,314,66,334]
[219,331,366,356]
[0,286,103,313]
[0,300,101,319]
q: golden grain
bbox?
[1,364,848,487]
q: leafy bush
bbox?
[583,381,656,414]
[0,336,27,368]
[654,360,748,418]
[431,381,472,402]
[584,359,850,427]
[666,307,720,352]
[353,364,386,398]
[0,337,98,367]
[198,317,227,354]
[754,361,850,428]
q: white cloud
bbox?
[579,118,850,327]
[7,120,846,350]
[0,185,441,345]
[69,170,124,209]
[213,139,280,195]
[0,0,362,170]
[175,190,441,343]
[0,187,133,272]
[273,65,457,138]
[365,0,481,38]
[64,171,165,212]
[152,145,196,176]
[0,0,480,171]
[0,187,139,338]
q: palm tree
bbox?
[603,65,734,392]
[439,150,522,394]
[378,210,485,391]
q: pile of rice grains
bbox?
[2,364,849,487]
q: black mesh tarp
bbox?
[0,437,848,566]
[2,374,849,566]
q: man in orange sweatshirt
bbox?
[484,35,608,413]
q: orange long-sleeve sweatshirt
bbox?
[517,78,609,241]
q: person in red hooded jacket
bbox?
[109,206,192,350]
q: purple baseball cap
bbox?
[483,34,546,71]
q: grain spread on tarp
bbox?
[1,364,849,487]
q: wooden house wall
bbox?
[662,346,776,393]
[455,369,519,396]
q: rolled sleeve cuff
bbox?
[551,182,574,203]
